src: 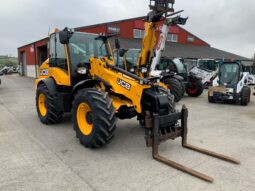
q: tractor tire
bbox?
[186,79,204,97]
[72,88,117,148]
[241,86,251,106]
[180,81,186,96]
[36,84,63,124]
[164,78,183,103]
[208,95,215,103]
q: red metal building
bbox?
[18,38,48,77]
[78,17,209,46]
[18,17,210,77]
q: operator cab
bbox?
[49,29,112,85]
[218,62,241,88]
[157,57,185,76]
[198,59,218,71]
[172,58,186,75]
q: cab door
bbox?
[49,33,71,86]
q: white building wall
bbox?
[26,65,38,78]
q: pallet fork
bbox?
[145,105,240,183]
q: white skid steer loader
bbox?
[208,61,251,105]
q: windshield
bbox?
[125,49,140,69]
[157,58,176,72]
[173,59,185,74]
[68,33,109,74]
[243,65,255,74]
[113,51,124,68]
[219,63,240,85]
[184,59,197,71]
[198,60,217,71]
[113,49,140,70]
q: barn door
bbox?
[21,52,27,76]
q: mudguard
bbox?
[38,78,57,95]
[71,79,99,100]
[161,73,184,82]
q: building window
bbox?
[187,36,195,42]
[107,26,120,34]
[167,34,178,42]
[133,29,144,39]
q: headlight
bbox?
[141,67,147,73]
[77,67,87,75]
[165,69,170,73]
[129,68,135,73]
[226,88,234,93]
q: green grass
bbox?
[0,56,18,67]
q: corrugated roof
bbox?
[110,38,248,60]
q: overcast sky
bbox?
[0,0,254,58]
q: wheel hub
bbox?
[38,93,47,117]
[77,103,94,136]
[86,111,93,125]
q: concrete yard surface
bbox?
[0,75,255,191]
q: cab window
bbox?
[49,33,68,71]
[157,59,169,70]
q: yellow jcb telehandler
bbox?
[36,0,239,182]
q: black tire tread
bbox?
[164,78,183,103]
[72,88,117,148]
[186,79,204,97]
[36,84,63,124]
[241,86,251,106]
[208,96,215,103]
[180,81,186,96]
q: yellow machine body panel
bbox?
[89,57,151,113]
[36,50,152,114]
[35,14,166,115]
[138,22,158,68]
[36,46,71,87]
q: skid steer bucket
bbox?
[145,105,240,183]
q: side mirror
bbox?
[59,30,70,44]
[119,49,127,57]
[115,39,120,49]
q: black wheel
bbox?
[164,78,183,102]
[36,84,63,124]
[208,95,215,103]
[180,81,186,96]
[72,88,117,148]
[186,79,204,97]
[208,90,215,103]
[241,86,251,106]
